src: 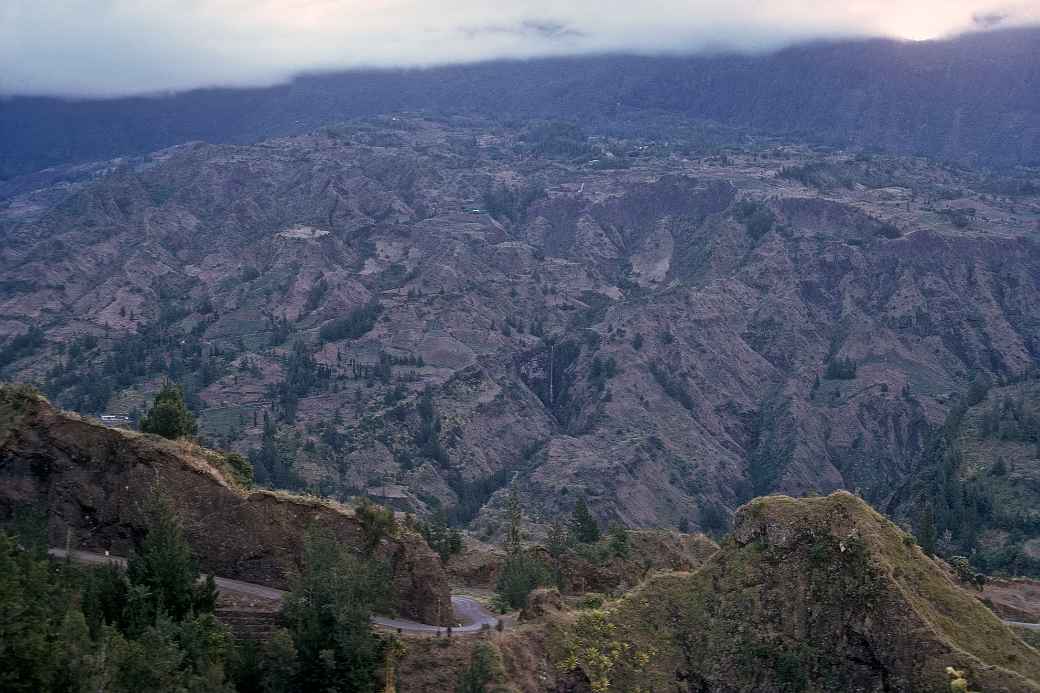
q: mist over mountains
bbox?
[2,27,1038,181]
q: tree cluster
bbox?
[140,382,197,440]
[0,495,225,693]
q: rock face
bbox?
[557,492,1040,692]
[0,385,453,625]
[2,115,1040,536]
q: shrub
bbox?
[494,554,552,611]
[455,642,503,693]
[355,499,398,555]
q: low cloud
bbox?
[2,0,1038,97]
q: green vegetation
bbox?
[587,355,618,392]
[274,527,392,693]
[417,509,463,562]
[319,301,383,343]
[747,394,795,496]
[606,524,630,559]
[218,452,254,488]
[571,497,601,544]
[140,382,198,440]
[648,362,695,412]
[455,642,504,693]
[482,183,547,224]
[355,499,398,555]
[0,326,45,371]
[268,340,331,423]
[518,121,595,161]
[779,161,855,190]
[414,387,449,466]
[0,494,229,693]
[248,411,303,490]
[303,275,329,315]
[823,356,857,380]
[557,608,656,693]
[553,493,1040,692]
[44,281,227,415]
[524,339,581,421]
[909,373,1040,577]
[917,504,937,556]
[127,494,218,622]
[732,199,775,240]
[979,394,1040,442]
[446,468,512,526]
[495,490,552,611]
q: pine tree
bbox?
[918,504,937,557]
[570,496,600,544]
[545,519,569,587]
[495,490,550,610]
[607,524,630,559]
[505,488,524,555]
[126,493,213,624]
[282,527,390,692]
[139,382,197,440]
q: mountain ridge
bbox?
[1,27,1038,180]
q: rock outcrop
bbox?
[0,385,453,625]
[553,492,1040,692]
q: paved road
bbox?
[48,548,500,634]
[373,596,501,634]
[49,548,289,602]
[46,548,1040,634]
[1005,620,1040,631]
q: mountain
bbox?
[1,114,1039,545]
[890,371,1040,576]
[0,384,453,625]
[1,27,1038,180]
[544,492,1040,692]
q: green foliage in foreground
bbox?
[1,499,394,692]
[275,527,392,693]
[0,499,227,693]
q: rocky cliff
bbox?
[0,384,453,625]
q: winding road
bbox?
[1005,620,1040,631]
[52,548,1035,634]
[373,595,500,634]
[48,548,501,634]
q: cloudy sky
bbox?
[2,1,1038,97]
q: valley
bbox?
[1,115,1038,556]
[4,11,1040,692]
